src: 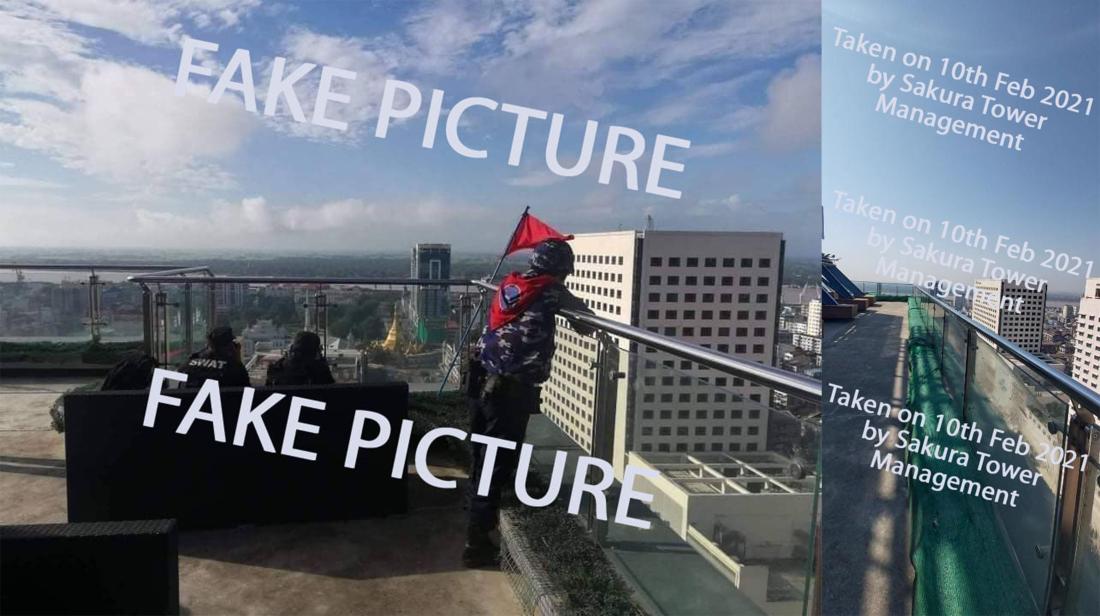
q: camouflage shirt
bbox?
[476,275,592,384]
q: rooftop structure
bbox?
[972,278,1047,354]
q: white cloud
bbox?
[267,28,399,141]
[0,60,257,188]
[0,9,258,190]
[404,0,506,73]
[758,54,820,151]
[0,173,65,189]
[680,141,742,159]
[506,169,563,187]
[13,0,261,45]
[479,0,817,112]
[126,195,492,247]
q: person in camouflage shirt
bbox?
[463,238,593,568]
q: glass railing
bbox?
[498,279,822,615]
[911,287,1100,615]
[849,280,917,297]
[0,265,164,372]
[6,263,824,614]
[614,341,819,616]
[128,272,481,390]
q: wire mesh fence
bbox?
[499,511,568,616]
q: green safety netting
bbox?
[905,298,1037,616]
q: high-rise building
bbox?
[1071,278,1100,393]
[1061,304,1076,322]
[972,279,1047,354]
[410,243,451,344]
[540,230,783,476]
[806,299,822,337]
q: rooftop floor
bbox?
[0,378,520,615]
[821,301,914,616]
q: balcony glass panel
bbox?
[528,323,820,616]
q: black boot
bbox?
[462,526,499,568]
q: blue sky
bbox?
[0,0,821,258]
[823,0,1099,294]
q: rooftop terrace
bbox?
[0,378,520,615]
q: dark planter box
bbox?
[65,382,408,528]
[0,519,179,615]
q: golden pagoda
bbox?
[381,304,400,351]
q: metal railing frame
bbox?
[914,286,1100,412]
[1,263,195,344]
[126,270,480,365]
[913,285,1099,614]
[8,263,825,613]
[472,280,822,402]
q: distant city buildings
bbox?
[1061,304,1076,322]
[409,243,451,344]
[539,230,783,476]
[806,299,822,337]
[972,279,1047,354]
[213,282,247,315]
[1071,278,1100,393]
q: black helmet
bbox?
[207,326,236,348]
[530,239,574,276]
[290,331,322,360]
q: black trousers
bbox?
[467,375,539,534]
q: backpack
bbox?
[101,352,158,391]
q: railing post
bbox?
[155,290,168,366]
[207,282,216,329]
[183,282,193,355]
[141,287,154,358]
[315,290,328,356]
[86,273,101,343]
[588,332,621,545]
[960,326,977,417]
[1048,404,1099,613]
[940,309,948,370]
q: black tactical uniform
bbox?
[463,239,593,568]
[178,326,251,388]
[266,331,335,386]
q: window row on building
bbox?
[649,257,772,268]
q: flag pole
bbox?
[438,206,530,395]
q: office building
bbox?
[972,279,1047,354]
[409,243,451,344]
[540,230,783,475]
[1072,278,1100,393]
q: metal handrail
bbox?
[127,266,213,280]
[914,286,1100,412]
[0,263,191,272]
[472,280,822,401]
[125,275,475,286]
[11,262,821,401]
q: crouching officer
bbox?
[463,238,594,568]
[178,326,252,388]
[266,330,335,386]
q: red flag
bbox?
[505,212,573,255]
